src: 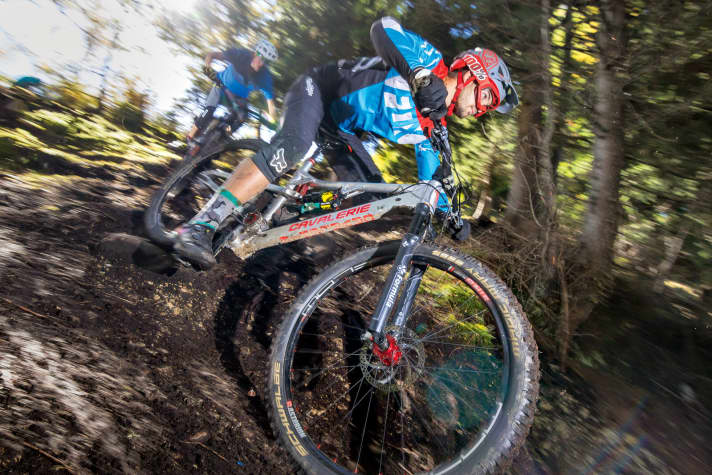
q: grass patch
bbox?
[1,107,180,176]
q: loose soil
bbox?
[1,120,711,474]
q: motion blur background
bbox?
[1,0,711,473]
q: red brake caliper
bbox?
[372,334,402,366]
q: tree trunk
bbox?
[504,81,544,235]
[538,0,557,222]
[573,0,628,326]
[653,226,690,293]
[551,3,576,181]
[653,180,710,293]
[472,155,495,220]
[545,2,580,367]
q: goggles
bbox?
[461,54,501,116]
[448,52,505,117]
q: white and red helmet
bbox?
[448,47,519,117]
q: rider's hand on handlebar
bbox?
[410,68,448,120]
[203,65,218,82]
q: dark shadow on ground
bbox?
[212,241,321,437]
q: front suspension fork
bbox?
[367,202,432,349]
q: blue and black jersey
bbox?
[250,17,451,198]
[311,17,449,181]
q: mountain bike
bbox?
[144,118,540,474]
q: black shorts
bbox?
[251,66,382,183]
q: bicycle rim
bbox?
[271,243,535,474]
[147,139,263,243]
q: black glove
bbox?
[410,68,448,120]
[203,65,218,82]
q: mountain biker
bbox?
[174,16,519,269]
[186,38,278,142]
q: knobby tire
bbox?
[268,241,539,474]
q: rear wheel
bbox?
[268,241,539,474]
[143,137,266,247]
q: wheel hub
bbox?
[360,326,425,392]
[372,334,402,366]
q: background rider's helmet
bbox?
[449,47,519,117]
[253,38,278,62]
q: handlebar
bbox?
[428,121,469,238]
[429,122,452,179]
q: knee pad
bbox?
[251,135,316,182]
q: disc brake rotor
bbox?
[360,326,425,392]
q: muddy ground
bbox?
[1,136,711,474]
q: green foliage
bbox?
[270,0,406,92]
[108,77,151,132]
[47,79,98,112]
[0,101,179,178]
[613,0,712,285]
[111,102,144,132]
[22,110,80,137]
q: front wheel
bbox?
[268,241,539,474]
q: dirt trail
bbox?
[0,161,410,473]
[1,128,711,473]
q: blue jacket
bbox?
[313,17,449,181]
[217,48,274,100]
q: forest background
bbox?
[1,0,711,472]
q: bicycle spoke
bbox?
[407,388,452,454]
[293,347,360,356]
[378,380,393,474]
[313,313,367,334]
[309,363,361,402]
[291,363,360,373]
[297,331,363,341]
[354,390,374,472]
[401,337,498,351]
[399,368,406,470]
[404,268,452,323]
[421,366,501,375]
[302,362,361,388]
[430,374,483,413]
[340,381,372,424]
[416,309,488,342]
[306,372,368,425]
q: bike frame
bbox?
[224,155,442,259]
[215,144,444,347]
